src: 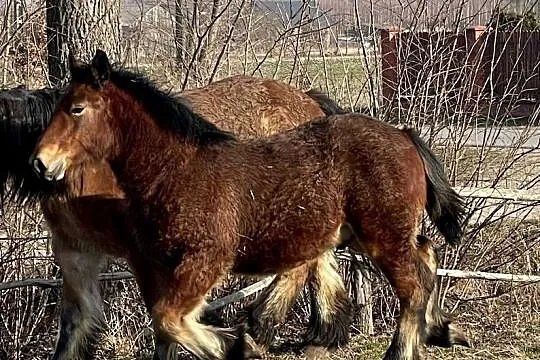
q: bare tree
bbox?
[46,0,122,86]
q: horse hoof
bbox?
[304,346,330,360]
[427,322,470,348]
[244,333,263,359]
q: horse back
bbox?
[182,75,325,138]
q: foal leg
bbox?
[245,250,350,357]
[244,262,311,349]
[416,236,469,348]
[305,250,352,351]
[138,250,261,360]
[351,230,433,360]
[381,248,432,360]
[51,238,106,360]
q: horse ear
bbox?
[68,50,78,73]
[90,49,111,88]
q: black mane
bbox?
[0,86,65,204]
[71,65,236,145]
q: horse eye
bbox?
[70,105,85,116]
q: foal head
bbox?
[30,50,119,181]
[31,49,234,182]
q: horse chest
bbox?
[43,198,131,257]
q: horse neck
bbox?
[62,159,124,199]
[112,104,197,199]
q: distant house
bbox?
[122,0,175,27]
[121,0,176,62]
[254,0,318,25]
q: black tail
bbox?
[305,89,349,115]
[0,86,65,204]
[403,128,465,246]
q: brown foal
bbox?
[34,74,349,358]
[32,50,469,360]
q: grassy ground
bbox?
[264,324,540,359]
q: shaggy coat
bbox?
[32,50,470,360]
[1,75,347,359]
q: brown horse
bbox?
[2,78,349,357]
[31,50,469,360]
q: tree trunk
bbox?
[46,0,121,86]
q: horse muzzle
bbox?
[29,154,67,182]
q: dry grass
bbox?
[266,329,540,360]
[264,279,540,360]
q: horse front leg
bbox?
[135,246,261,360]
[51,237,106,360]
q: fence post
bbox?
[352,263,374,335]
[465,25,488,97]
[345,253,374,335]
[380,26,400,107]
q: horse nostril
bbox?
[32,157,47,177]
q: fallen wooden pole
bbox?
[436,269,540,283]
[0,271,133,291]
[205,269,540,308]
[454,186,540,201]
[1,269,538,311]
[206,276,275,311]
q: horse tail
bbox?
[403,128,465,246]
[305,89,349,115]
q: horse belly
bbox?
[232,228,341,275]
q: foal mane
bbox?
[71,65,236,145]
[0,86,64,203]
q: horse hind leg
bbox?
[387,250,433,360]
[242,262,311,350]
[349,228,433,360]
[416,235,469,348]
[51,238,106,360]
[243,249,351,358]
[305,250,352,353]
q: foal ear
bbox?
[90,49,112,88]
[67,50,80,73]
